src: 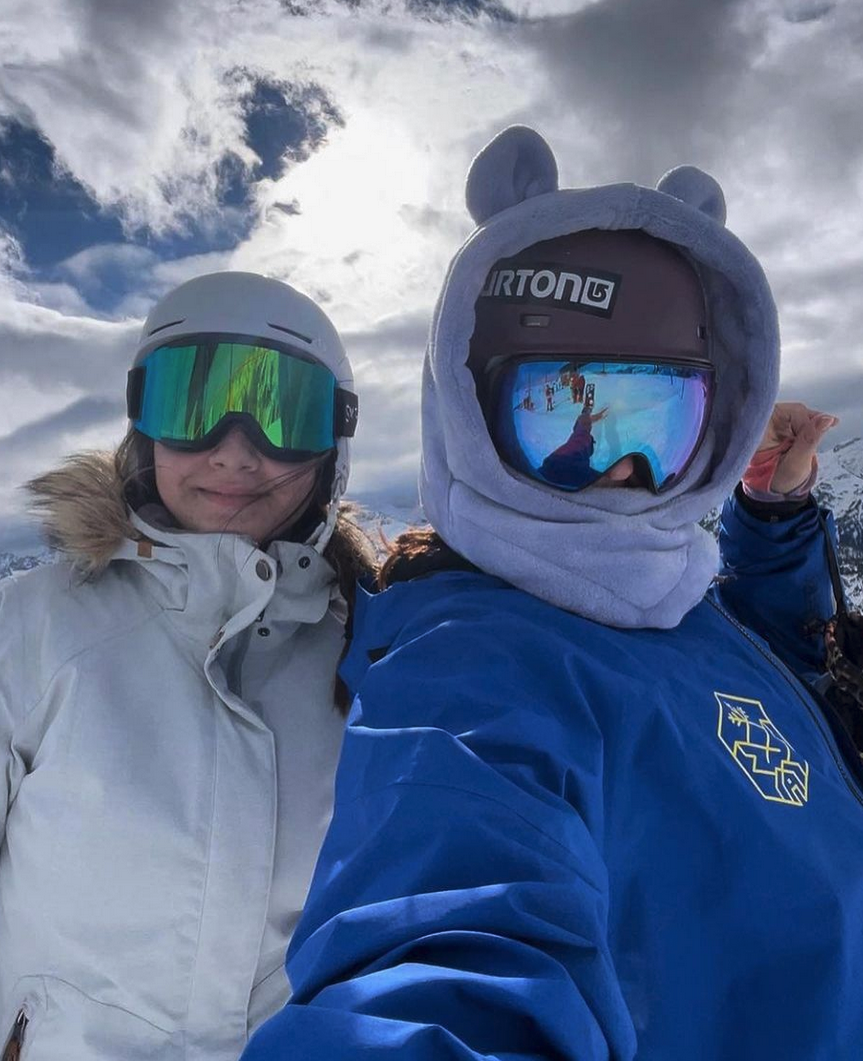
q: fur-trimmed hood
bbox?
[26,452,144,577]
[25,451,376,590]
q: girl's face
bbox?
[154,426,323,543]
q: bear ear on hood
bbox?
[466,125,559,225]
[656,165,727,226]
[466,126,727,231]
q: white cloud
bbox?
[1,0,259,234]
[0,395,126,526]
[25,281,100,318]
[0,285,135,519]
[1,0,863,543]
[340,310,430,498]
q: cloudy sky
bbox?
[1,0,861,550]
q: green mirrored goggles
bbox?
[127,335,357,460]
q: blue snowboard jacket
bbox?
[241,494,861,1061]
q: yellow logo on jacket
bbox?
[715,692,809,807]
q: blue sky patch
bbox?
[0,119,125,269]
[0,76,343,314]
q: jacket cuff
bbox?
[733,481,815,522]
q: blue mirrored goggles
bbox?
[485,356,714,493]
[127,335,357,461]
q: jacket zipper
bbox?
[2,1010,28,1061]
[708,596,863,807]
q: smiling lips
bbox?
[198,487,263,507]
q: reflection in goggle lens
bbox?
[133,340,338,456]
[489,358,713,492]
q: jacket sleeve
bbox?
[0,577,28,846]
[716,487,837,680]
[241,605,636,1061]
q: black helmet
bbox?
[468,228,709,408]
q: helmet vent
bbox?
[268,321,313,345]
[147,318,185,337]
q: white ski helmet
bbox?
[131,271,356,550]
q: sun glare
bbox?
[268,112,431,259]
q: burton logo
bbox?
[479,262,620,317]
[715,692,809,806]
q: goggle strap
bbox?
[127,366,145,420]
[335,388,359,438]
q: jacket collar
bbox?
[25,451,338,639]
[114,509,337,639]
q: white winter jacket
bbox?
[0,455,359,1061]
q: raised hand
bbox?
[744,402,839,496]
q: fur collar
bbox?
[27,453,139,577]
[25,451,374,584]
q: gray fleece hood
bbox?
[419,126,780,628]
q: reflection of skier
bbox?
[570,370,585,404]
[545,383,554,411]
[538,405,609,488]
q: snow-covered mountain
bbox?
[0,548,54,580]
[3,441,861,607]
[351,499,421,554]
[813,436,863,608]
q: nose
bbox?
[208,426,262,471]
